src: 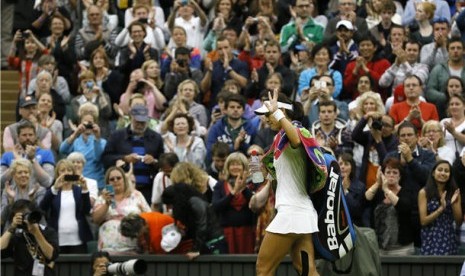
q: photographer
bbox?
[60,103,107,189]
[163,47,204,102]
[119,69,167,120]
[91,251,111,276]
[40,160,92,254]
[1,199,59,276]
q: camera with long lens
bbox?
[107,259,147,275]
[19,211,42,229]
[371,119,384,131]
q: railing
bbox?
[2,255,464,276]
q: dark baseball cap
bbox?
[19,96,37,108]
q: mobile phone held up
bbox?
[181,0,189,6]
[105,185,115,195]
[64,175,80,182]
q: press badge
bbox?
[32,258,45,276]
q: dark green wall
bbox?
[1,255,463,275]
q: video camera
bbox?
[107,259,147,275]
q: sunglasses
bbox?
[109,176,123,181]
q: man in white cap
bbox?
[324,0,368,45]
[330,20,359,76]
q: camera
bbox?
[86,81,94,90]
[138,18,148,24]
[134,81,146,94]
[85,123,94,129]
[176,59,187,67]
[64,175,80,182]
[19,211,42,228]
[107,259,147,275]
[371,119,384,131]
[22,32,30,39]
[181,0,189,6]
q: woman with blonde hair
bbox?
[92,166,151,253]
[212,152,256,254]
[409,2,436,45]
[420,120,455,164]
[40,160,92,253]
[142,60,164,91]
[171,162,217,202]
[1,159,45,227]
[348,91,386,175]
[176,79,208,128]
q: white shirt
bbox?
[58,190,81,246]
[171,16,206,51]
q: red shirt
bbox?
[140,212,174,254]
[343,58,391,100]
[389,101,439,132]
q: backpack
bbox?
[311,152,356,261]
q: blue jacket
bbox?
[40,185,93,243]
[298,67,343,99]
[206,117,257,161]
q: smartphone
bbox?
[105,185,115,195]
[314,80,321,89]
[138,18,148,24]
[321,81,327,88]
[181,0,189,6]
[64,175,80,182]
[86,81,94,90]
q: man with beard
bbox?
[102,105,164,204]
[206,94,257,162]
[1,121,55,188]
[427,37,465,119]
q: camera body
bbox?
[85,123,94,129]
[86,81,94,90]
[371,119,384,131]
[107,259,147,275]
[176,58,187,67]
[134,81,146,94]
[18,211,42,228]
[181,0,189,6]
[138,18,148,24]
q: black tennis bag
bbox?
[311,152,356,261]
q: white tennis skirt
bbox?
[266,205,319,234]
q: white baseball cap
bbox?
[160,223,182,252]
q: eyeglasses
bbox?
[297,4,312,8]
[340,2,355,6]
[109,176,122,181]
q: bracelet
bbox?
[272,109,285,121]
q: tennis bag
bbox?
[311,152,356,261]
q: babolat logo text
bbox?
[325,167,339,250]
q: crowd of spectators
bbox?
[1,0,465,269]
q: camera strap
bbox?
[23,231,53,269]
